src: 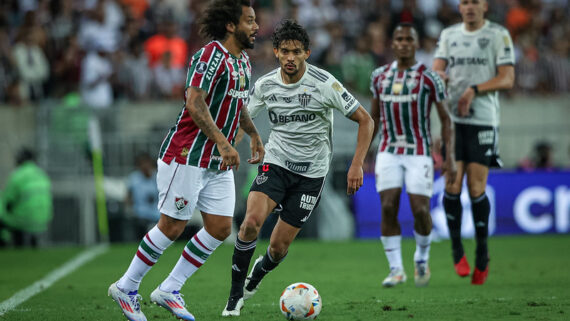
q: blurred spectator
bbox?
[49,0,76,54]
[0,148,53,248]
[0,0,568,105]
[0,20,20,105]
[366,18,391,66]
[518,141,556,172]
[117,39,152,100]
[78,0,120,53]
[144,20,187,69]
[120,0,149,20]
[51,35,82,97]
[341,34,375,95]
[316,23,347,81]
[15,10,48,50]
[80,42,114,109]
[126,153,160,239]
[390,0,425,39]
[12,31,49,102]
[415,19,442,66]
[152,51,184,100]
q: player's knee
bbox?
[413,206,430,220]
[268,242,288,261]
[381,203,398,220]
[467,183,485,198]
[157,216,186,240]
[240,216,263,237]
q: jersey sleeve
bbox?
[246,80,266,119]
[185,46,225,93]
[323,78,360,117]
[424,70,447,102]
[433,29,448,61]
[495,28,515,66]
[370,68,382,99]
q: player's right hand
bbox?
[248,133,265,164]
[219,142,240,170]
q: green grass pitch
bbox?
[1,235,569,320]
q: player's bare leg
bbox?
[443,161,471,276]
[223,191,276,316]
[409,194,432,287]
[244,217,301,295]
[379,188,407,287]
[466,163,491,284]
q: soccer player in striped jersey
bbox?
[433,0,515,285]
[108,1,264,320]
[370,23,456,288]
[222,20,374,316]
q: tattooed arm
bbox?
[239,106,265,164]
[186,86,240,169]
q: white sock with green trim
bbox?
[160,228,222,292]
[117,225,173,292]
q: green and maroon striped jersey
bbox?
[370,61,446,156]
[159,41,252,170]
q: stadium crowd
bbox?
[0,0,568,107]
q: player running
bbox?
[108,1,263,320]
[221,19,374,316]
[370,23,456,288]
[433,0,515,285]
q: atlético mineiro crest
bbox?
[175,197,188,211]
[478,38,490,49]
[298,93,312,108]
[255,173,268,185]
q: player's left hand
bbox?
[248,133,265,164]
[457,86,475,117]
[346,164,363,195]
[441,158,457,185]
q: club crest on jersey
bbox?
[478,38,490,49]
[181,147,189,157]
[196,62,207,74]
[406,78,417,90]
[299,93,312,108]
[175,197,188,211]
[255,173,268,185]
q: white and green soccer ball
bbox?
[279,282,322,320]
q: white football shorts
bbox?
[156,160,236,220]
[374,152,434,197]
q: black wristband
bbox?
[471,84,479,94]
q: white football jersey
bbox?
[434,20,515,127]
[248,63,360,178]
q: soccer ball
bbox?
[279,282,322,320]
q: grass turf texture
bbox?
[1,235,568,320]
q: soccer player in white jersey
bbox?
[222,20,374,316]
[370,23,456,288]
[108,1,263,321]
[433,0,515,285]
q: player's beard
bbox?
[235,29,255,49]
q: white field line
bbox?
[0,244,109,316]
